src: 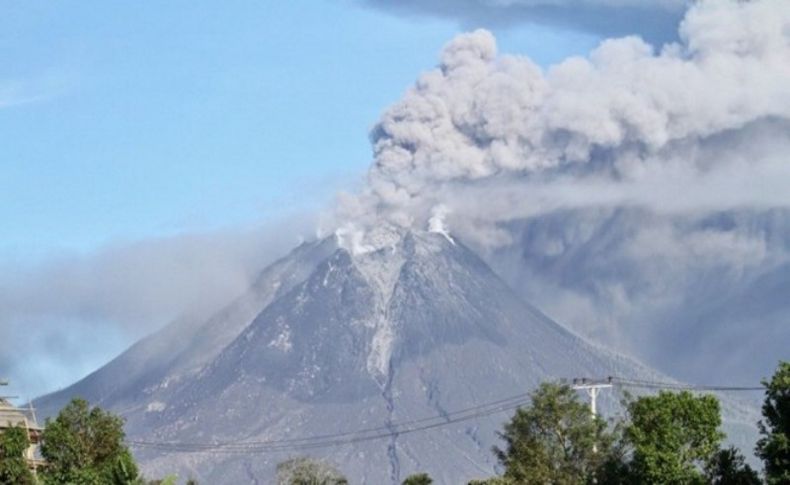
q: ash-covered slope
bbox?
[36,230,757,484]
[35,237,337,420]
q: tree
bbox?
[706,446,761,485]
[626,390,724,484]
[145,477,177,485]
[467,479,512,485]
[275,456,348,485]
[757,360,790,484]
[493,382,615,484]
[0,425,35,485]
[39,397,140,484]
[402,472,432,484]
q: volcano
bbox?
[35,230,756,483]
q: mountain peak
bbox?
[33,225,758,485]
[333,216,456,255]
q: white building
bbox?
[0,396,44,473]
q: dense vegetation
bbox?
[0,398,187,485]
[275,456,349,485]
[402,472,433,485]
[39,398,139,484]
[461,381,765,484]
[756,362,790,484]
[1,361,787,484]
[406,361,788,485]
[0,425,35,484]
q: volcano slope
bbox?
[35,230,757,484]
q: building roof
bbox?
[0,398,42,433]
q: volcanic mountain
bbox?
[35,229,757,483]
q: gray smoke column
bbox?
[333,0,790,249]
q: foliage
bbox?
[0,425,35,485]
[493,382,615,484]
[592,433,632,485]
[275,456,348,485]
[143,475,178,485]
[706,446,761,485]
[757,361,790,484]
[467,478,513,485]
[471,383,762,485]
[402,472,432,484]
[625,390,724,484]
[39,397,139,484]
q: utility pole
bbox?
[572,377,613,453]
[572,377,613,417]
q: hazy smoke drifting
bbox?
[0,218,314,400]
[334,0,790,249]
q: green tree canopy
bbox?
[706,446,761,485]
[493,382,615,484]
[144,476,177,485]
[275,456,348,485]
[757,360,790,484]
[402,472,432,485]
[39,397,139,485]
[0,425,35,485]
[467,478,512,485]
[625,390,724,484]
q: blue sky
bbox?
[0,1,612,399]
[1,1,599,261]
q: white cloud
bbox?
[0,74,73,108]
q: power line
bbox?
[128,396,531,454]
[130,389,532,449]
[126,377,766,455]
[610,376,764,392]
[131,400,528,453]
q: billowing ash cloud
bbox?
[334,0,790,249]
[335,0,790,386]
[362,0,688,44]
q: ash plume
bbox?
[333,0,790,250]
